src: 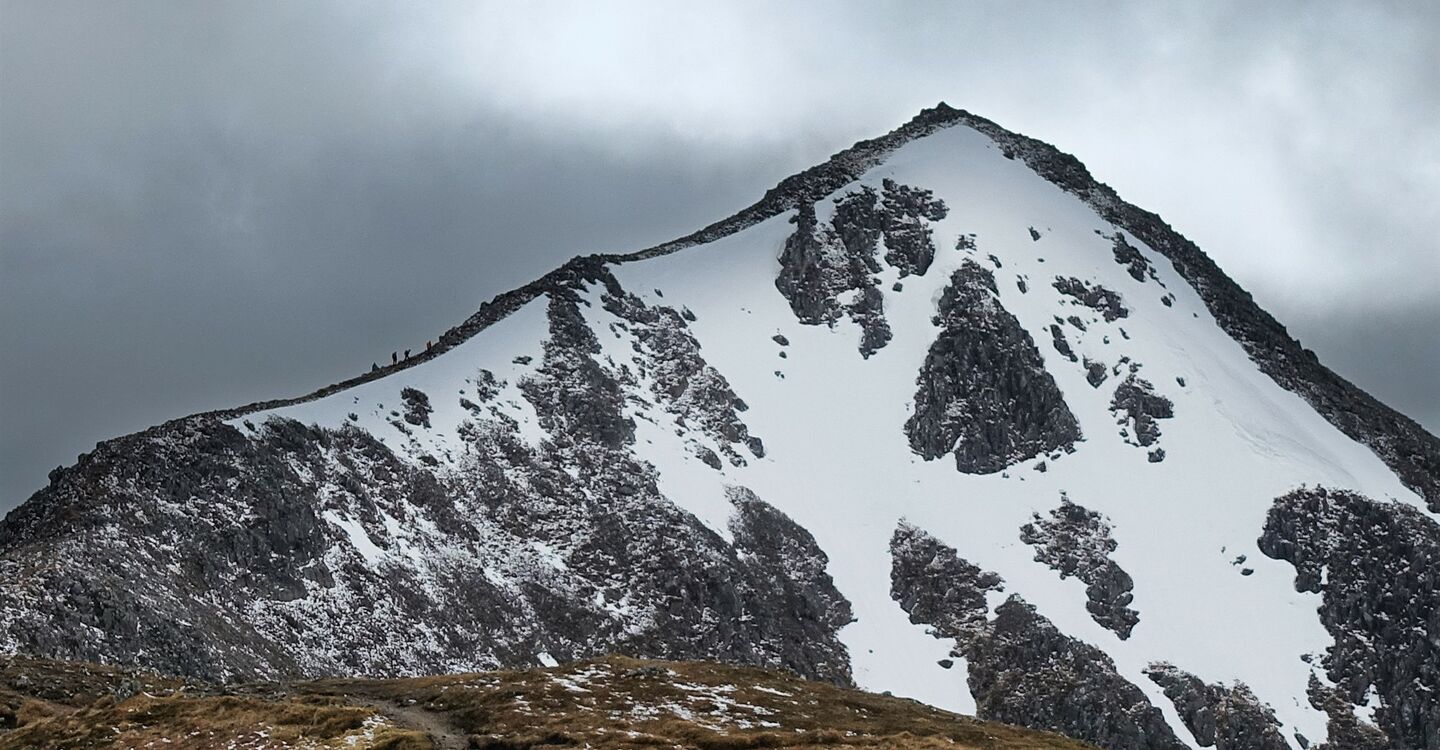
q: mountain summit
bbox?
[2,105,1437,750]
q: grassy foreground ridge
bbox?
[1,654,1096,749]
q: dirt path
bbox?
[355,697,468,750]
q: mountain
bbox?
[2,104,1437,750]
[0,654,1097,749]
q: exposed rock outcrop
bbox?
[1304,674,1391,750]
[890,522,1185,750]
[889,522,1004,640]
[1020,495,1139,639]
[727,486,854,682]
[1145,662,1289,750]
[1259,487,1440,749]
[775,179,947,357]
[1054,277,1129,322]
[879,178,949,276]
[1086,359,1109,388]
[906,260,1082,474]
[1111,376,1174,449]
[1050,324,1078,363]
[0,287,853,686]
[1112,234,1159,284]
[399,388,433,429]
[775,196,889,356]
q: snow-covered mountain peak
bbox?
[3,105,1438,750]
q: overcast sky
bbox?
[2,1,1437,512]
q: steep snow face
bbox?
[224,122,1428,747]
[3,112,1436,750]
[583,124,1422,741]
[230,122,1423,747]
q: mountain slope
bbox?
[2,104,1437,750]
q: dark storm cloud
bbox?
[2,1,1436,510]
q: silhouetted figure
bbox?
[425,340,433,352]
[391,351,398,365]
[404,349,411,359]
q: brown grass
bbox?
[0,692,402,750]
[1,654,1096,750]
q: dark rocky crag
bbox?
[1304,674,1391,750]
[775,197,892,357]
[1144,663,1290,750]
[1111,233,1160,285]
[889,522,1006,641]
[880,178,950,276]
[1110,375,1175,450]
[890,522,1185,750]
[0,273,854,686]
[1085,358,1109,388]
[775,179,947,357]
[1259,487,1440,749]
[1050,323,1079,363]
[726,486,855,681]
[1053,277,1129,322]
[906,260,1082,474]
[1019,495,1139,639]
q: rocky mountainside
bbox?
[2,104,1437,750]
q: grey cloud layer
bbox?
[2,1,1436,509]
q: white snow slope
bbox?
[237,118,1431,749]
